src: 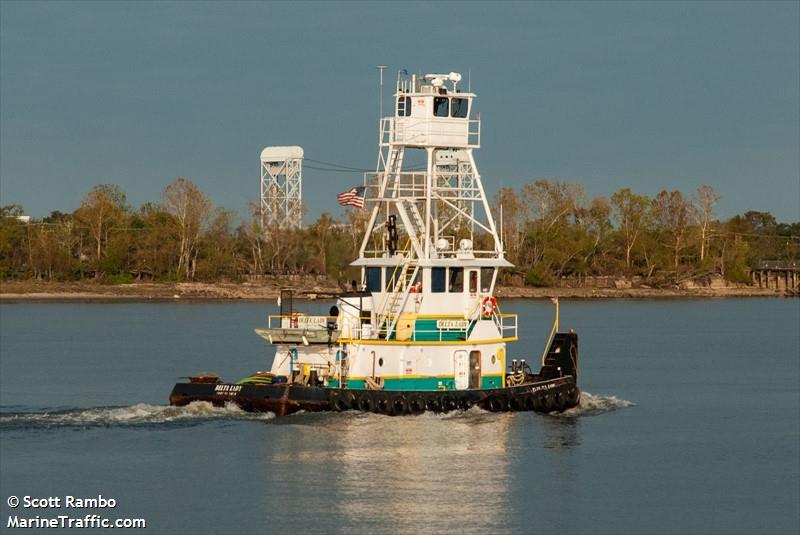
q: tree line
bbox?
[492,182,798,286]
[0,178,797,286]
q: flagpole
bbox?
[377,65,386,129]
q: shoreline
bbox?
[0,281,790,301]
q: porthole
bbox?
[491,354,496,364]
[378,358,384,367]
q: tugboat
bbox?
[170,70,580,415]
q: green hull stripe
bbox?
[328,375,502,391]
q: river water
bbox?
[1,298,798,534]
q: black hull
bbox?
[170,333,580,417]
[169,375,579,416]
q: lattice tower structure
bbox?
[260,146,304,230]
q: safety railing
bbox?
[266,311,517,343]
[363,171,427,201]
[497,313,518,340]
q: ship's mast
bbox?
[358,71,503,263]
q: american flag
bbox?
[337,186,366,208]
[550,296,559,305]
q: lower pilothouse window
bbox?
[431,268,446,293]
[448,267,463,292]
[433,97,449,117]
[366,268,381,292]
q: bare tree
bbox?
[518,180,584,270]
[163,178,211,280]
[309,213,335,274]
[575,196,612,270]
[692,185,720,263]
[522,180,583,230]
[346,208,369,250]
[492,187,525,264]
[651,190,691,269]
[74,184,127,276]
[611,188,650,270]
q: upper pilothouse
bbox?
[381,72,480,149]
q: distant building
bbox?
[260,146,304,231]
[2,215,31,223]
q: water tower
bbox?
[260,146,304,229]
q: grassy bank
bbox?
[0,280,787,301]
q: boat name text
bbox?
[436,320,469,330]
[214,385,242,395]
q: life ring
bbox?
[481,296,498,317]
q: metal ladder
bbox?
[395,199,426,258]
[381,262,419,340]
[375,239,419,339]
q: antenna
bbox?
[377,65,387,125]
[500,202,504,252]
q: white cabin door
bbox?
[454,350,468,390]
[464,269,479,317]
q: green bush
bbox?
[525,265,553,287]
[106,273,134,284]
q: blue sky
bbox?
[1,1,798,222]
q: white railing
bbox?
[267,313,517,342]
[364,171,426,201]
[498,314,518,340]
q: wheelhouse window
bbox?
[448,267,463,293]
[397,96,411,117]
[385,267,399,290]
[481,268,494,292]
[433,97,449,117]
[469,270,478,293]
[450,98,468,118]
[366,267,381,292]
[431,267,446,293]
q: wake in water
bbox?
[555,391,634,417]
[293,391,633,423]
[0,402,274,430]
[1,393,631,430]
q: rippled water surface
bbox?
[1,299,798,534]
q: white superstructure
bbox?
[260,71,518,392]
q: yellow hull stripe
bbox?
[337,337,517,346]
